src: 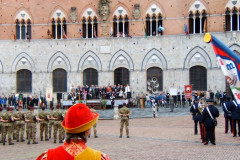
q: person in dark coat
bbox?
[190,98,199,135]
[202,98,219,145]
[222,96,232,134]
[229,99,240,137]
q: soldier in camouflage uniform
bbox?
[61,105,69,141]
[38,106,49,141]
[118,103,131,138]
[1,107,15,145]
[48,106,54,139]
[25,106,38,144]
[0,107,3,143]
[14,105,25,142]
[52,104,64,143]
[89,105,98,138]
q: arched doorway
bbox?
[83,68,98,86]
[114,67,129,86]
[189,66,207,91]
[17,69,32,93]
[147,67,163,91]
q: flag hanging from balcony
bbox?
[184,24,189,35]
[204,33,240,105]
[63,28,67,39]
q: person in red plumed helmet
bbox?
[36,103,111,160]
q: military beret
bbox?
[194,98,199,101]
[0,107,3,111]
[123,103,127,106]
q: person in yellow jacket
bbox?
[36,103,111,160]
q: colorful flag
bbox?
[184,24,189,35]
[158,25,165,32]
[79,27,82,37]
[144,26,147,38]
[204,33,240,105]
[203,19,207,33]
[63,28,67,39]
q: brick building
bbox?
[0,0,239,100]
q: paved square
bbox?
[0,107,239,160]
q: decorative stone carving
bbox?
[133,4,141,20]
[98,0,110,21]
[70,7,77,23]
[101,22,108,36]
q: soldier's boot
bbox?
[20,139,25,142]
[27,141,30,144]
[94,135,98,138]
[16,139,19,142]
[54,140,56,143]
[0,140,3,143]
[41,137,43,141]
[59,140,64,143]
[32,141,38,144]
[8,139,14,145]
[45,138,49,141]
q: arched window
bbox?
[232,7,238,31]
[53,69,67,92]
[189,10,207,34]
[15,19,31,40]
[51,17,67,39]
[147,67,163,91]
[225,9,231,31]
[17,69,32,93]
[82,17,98,38]
[112,15,129,37]
[83,68,98,86]
[189,66,207,91]
[145,13,163,36]
[225,7,240,31]
[114,67,129,86]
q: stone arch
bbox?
[48,6,68,23]
[141,48,167,71]
[47,51,71,72]
[14,7,34,23]
[183,46,212,69]
[229,43,240,52]
[11,52,35,73]
[78,50,102,72]
[109,49,134,71]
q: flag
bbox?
[158,25,165,32]
[79,27,82,37]
[203,19,207,33]
[144,26,147,38]
[184,24,189,35]
[63,28,67,39]
[204,33,240,105]
[39,91,42,107]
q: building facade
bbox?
[0,0,239,100]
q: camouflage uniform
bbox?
[119,105,131,138]
[0,110,3,142]
[53,109,64,143]
[25,110,38,144]
[2,111,14,145]
[48,109,54,139]
[14,110,25,142]
[90,108,98,138]
[38,110,49,141]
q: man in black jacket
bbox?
[190,98,199,135]
[202,98,219,145]
[229,99,240,137]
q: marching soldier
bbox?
[229,99,240,137]
[0,107,3,143]
[38,106,49,141]
[14,105,25,142]
[190,98,199,135]
[119,103,131,138]
[1,107,15,145]
[25,106,38,144]
[202,98,219,145]
[198,98,207,143]
[52,104,64,143]
[89,105,98,138]
[222,96,232,134]
[48,106,54,139]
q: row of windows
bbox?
[17,66,207,93]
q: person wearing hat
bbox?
[36,103,111,160]
[48,106,54,139]
[190,98,199,135]
[25,106,38,144]
[52,104,64,143]
[14,105,25,142]
[229,98,240,137]
[119,102,131,138]
[1,107,15,145]
[89,105,98,138]
[0,107,4,143]
[38,105,49,141]
[202,98,219,145]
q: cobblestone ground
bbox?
[0,107,240,160]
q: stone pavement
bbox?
[0,105,239,160]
